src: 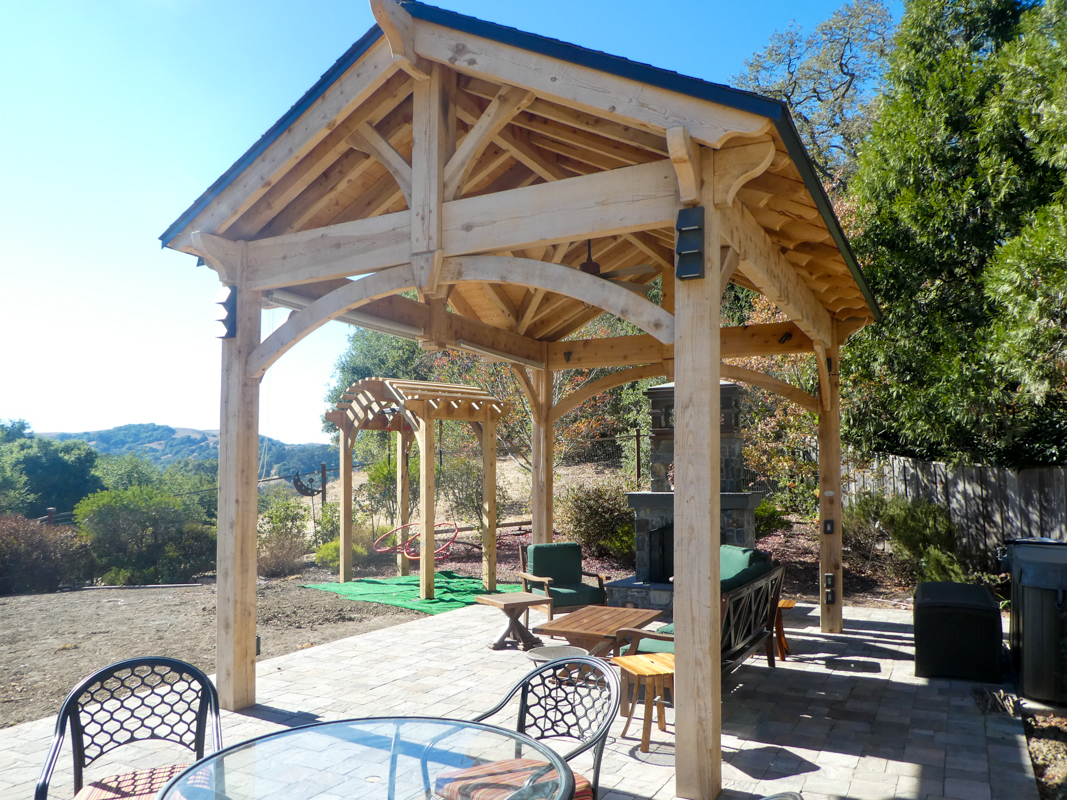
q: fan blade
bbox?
[598,263,658,280]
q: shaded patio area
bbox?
[0,602,1036,800]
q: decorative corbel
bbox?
[370,0,431,80]
[191,231,243,285]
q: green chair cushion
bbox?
[527,542,583,585]
[530,582,605,608]
[720,545,765,582]
[720,559,775,593]
[657,623,674,635]
[629,636,675,655]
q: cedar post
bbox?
[819,323,843,633]
[397,426,411,576]
[482,416,498,591]
[531,369,554,544]
[216,274,261,712]
[673,149,722,800]
[416,418,435,599]
[339,421,354,583]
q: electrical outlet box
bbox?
[824,573,835,589]
[823,519,834,534]
[825,589,835,605]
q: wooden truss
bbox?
[324,378,507,598]
[164,2,878,796]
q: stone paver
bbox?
[0,602,1040,799]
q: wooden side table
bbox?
[775,599,797,660]
[612,652,674,753]
[476,593,553,651]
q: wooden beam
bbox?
[713,141,776,209]
[818,323,843,633]
[243,158,678,291]
[718,192,833,348]
[814,340,832,412]
[531,368,554,544]
[673,156,722,798]
[483,283,520,327]
[191,232,242,285]
[720,363,819,412]
[441,255,674,343]
[414,21,771,148]
[347,122,413,203]
[548,335,667,370]
[667,126,701,206]
[339,422,354,583]
[509,364,539,420]
[411,64,447,295]
[444,85,534,200]
[370,0,430,80]
[216,275,261,712]
[720,245,740,294]
[166,41,400,251]
[549,363,665,424]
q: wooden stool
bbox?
[475,593,552,651]
[776,599,797,660]
[612,653,674,753]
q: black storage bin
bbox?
[914,581,1002,682]
[1005,538,1067,703]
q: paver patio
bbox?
[0,601,1037,800]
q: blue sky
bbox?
[0,0,895,445]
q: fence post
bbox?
[46,507,55,525]
[635,426,641,485]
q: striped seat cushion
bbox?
[435,757,592,800]
[73,764,188,800]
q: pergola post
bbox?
[673,151,722,800]
[819,323,843,633]
[481,416,497,591]
[216,279,262,712]
[339,421,354,583]
[397,426,412,576]
[531,368,554,544]
[416,418,435,599]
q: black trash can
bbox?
[913,581,1002,682]
[1005,538,1067,703]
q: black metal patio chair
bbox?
[35,656,222,800]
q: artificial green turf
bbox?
[304,570,522,615]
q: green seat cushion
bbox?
[720,559,775,593]
[630,636,675,655]
[719,545,765,582]
[657,623,674,635]
[527,543,583,585]
[530,582,605,608]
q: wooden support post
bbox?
[673,149,722,800]
[416,419,435,599]
[819,323,843,633]
[531,369,554,544]
[482,417,498,591]
[216,274,261,712]
[339,423,354,583]
[397,427,411,576]
[411,63,448,297]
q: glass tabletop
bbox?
[156,716,575,800]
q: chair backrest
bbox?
[37,657,222,799]
[474,656,620,796]
[525,542,583,585]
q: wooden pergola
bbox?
[323,377,507,596]
[162,2,879,796]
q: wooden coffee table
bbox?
[532,605,662,656]
[476,592,553,650]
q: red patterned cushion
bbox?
[73,764,187,800]
[435,757,592,800]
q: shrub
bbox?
[437,456,509,529]
[75,486,210,585]
[0,515,94,594]
[755,499,792,539]
[257,497,309,577]
[314,538,370,571]
[557,478,635,564]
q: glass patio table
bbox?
[155,716,575,800]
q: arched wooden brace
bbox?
[549,363,666,424]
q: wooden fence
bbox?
[842,453,1067,557]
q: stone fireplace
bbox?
[606,382,763,615]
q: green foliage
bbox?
[95,452,162,490]
[0,419,32,445]
[162,459,218,522]
[735,0,893,190]
[755,499,794,540]
[0,515,94,595]
[74,486,212,585]
[842,0,1067,466]
[358,454,421,529]
[0,437,103,517]
[437,456,509,529]
[257,496,309,577]
[558,478,636,564]
[314,538,370,571]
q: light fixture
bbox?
[579,239,599,274]
[455,339,545,370]
[265,289,425,339]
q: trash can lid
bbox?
[1008,540,1067,589]
[914,581,998,611]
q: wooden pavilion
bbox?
[323,377,507,595]
[161,2,879,796]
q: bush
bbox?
[75,486,211,585]
[437,456,509,529]
[257,497,309,577]
[314,538,370,571]
[755,499,792,539]
[0,515,94,594]
[558,478,635,564]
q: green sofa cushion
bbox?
[720,559,775,593]
[530,582,605,608]
[527,542,583,585]
[720,545,765,582]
